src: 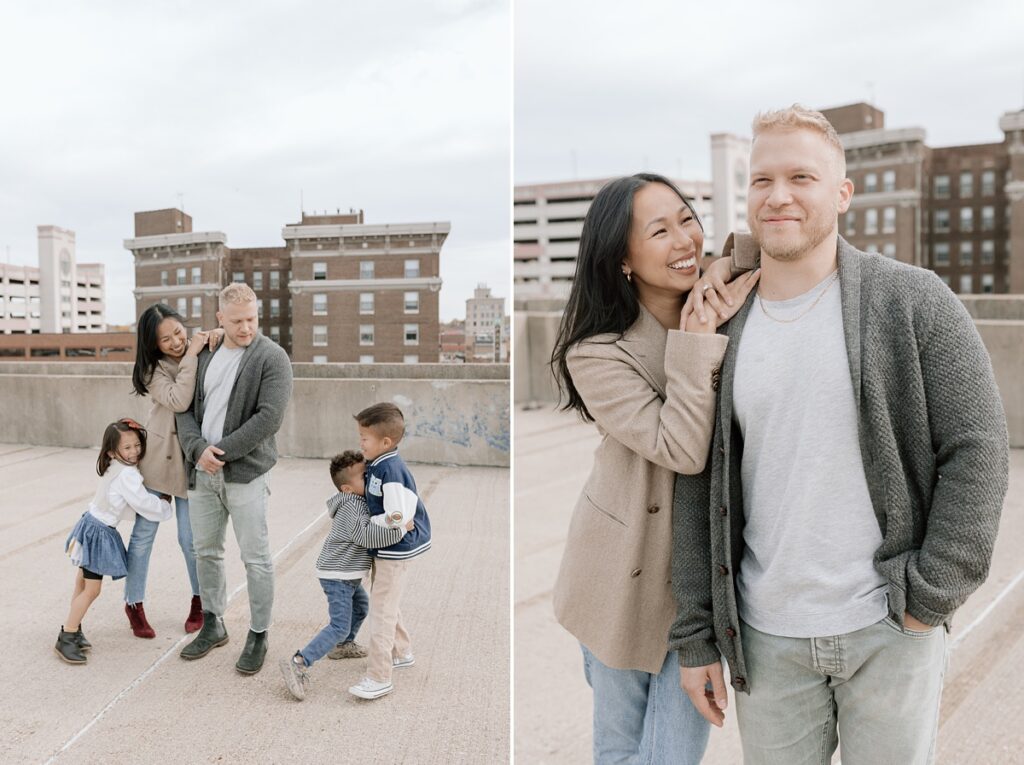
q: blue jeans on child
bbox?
[299,578,365,666]
[347,582,368,643]
[124,492,200,604]
[581,643,710,765]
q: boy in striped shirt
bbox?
[278,450,411,700]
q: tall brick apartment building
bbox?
[125,208,447,362]
[821,102,1024,294]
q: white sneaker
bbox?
[392,653,415,669]
[348,677,394,700]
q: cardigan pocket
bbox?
[583,493,628,528]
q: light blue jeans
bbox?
[188,470,274,632]
[346,583,369,643]
[581,644,710,765]
[299,578,360,666]
[735,617,947,765]
[124,492,200,604]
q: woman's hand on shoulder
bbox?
[208,328,225,350]
[681,268,760,332]
[186,331,209,356]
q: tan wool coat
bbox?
[138,355,198,498]
[552,306,728,674]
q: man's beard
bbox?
[753,211,836,262]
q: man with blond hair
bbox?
[177,282,293,674]
[671,105,1008,763]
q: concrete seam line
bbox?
[43,510,328,765]
[949,566,1024,651]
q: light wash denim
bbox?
[581,644,709,765]
[735,617,947,765]
[124,491,200,604]
[188,470,274,632]
[299,578,359,666]
[346,583,368,643]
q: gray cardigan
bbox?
[175,333,294,488]
[669,237,1009,693]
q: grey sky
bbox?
[516,0,1024,185]
[0,0,510,325]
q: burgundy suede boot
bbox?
[185,595,204,633]
[125,602,156,638]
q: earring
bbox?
[623,270,632,283]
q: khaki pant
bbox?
[366,558,412,683]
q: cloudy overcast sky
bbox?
[516,0,1024,184]
[0,0,509,325]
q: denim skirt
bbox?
[65,512,128,579]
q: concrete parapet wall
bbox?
[0,362,509,467]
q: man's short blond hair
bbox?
[219,282,257,310]
[752,104,847,179]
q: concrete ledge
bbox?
[0,362,510,467]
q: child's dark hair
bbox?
[329,450,365,489]
[132,303,187,396]
[353,402,405,444]
[97,419,147,476]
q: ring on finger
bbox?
[701,282,713,293]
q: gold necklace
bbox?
[757,270,840,324]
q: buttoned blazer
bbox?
[552,305,728,673]
[137,355,198,498]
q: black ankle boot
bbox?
[180,611,228,660]
[235,630,268,674]
[75,626,92,652]
[56,627,87,664]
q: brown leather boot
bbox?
[185,595,204,633]
[125,602,156,638]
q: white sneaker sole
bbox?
[392,656,415,669]
[349,682,394,700]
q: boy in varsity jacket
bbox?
[348,402,432,700]
[278,450,409,701]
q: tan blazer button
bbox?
[630,568,642,578]
[647,504,659,514]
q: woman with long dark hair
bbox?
[124,303,220,638]
[550,173,758,763]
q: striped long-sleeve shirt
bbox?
[315,492,406,580]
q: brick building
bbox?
[125,208,447,362]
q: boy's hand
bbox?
[404,518,415,531]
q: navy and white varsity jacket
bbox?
[365,450,432,560]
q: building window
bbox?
[981,170,996,196]
[313,325,328,346]
[313,355,327,364]
[404,259,420,278]
[360,325,374,346]
[359,292,374,314]
[864,173,877,193]
[959,171,973,197]
[934,175,950,198]
[403,354,419,364]
[176,268,186,286]
[934,243,950,265]
[940,274,951,287]
[959,241,973,266]
[359,354,374,363]
[960,207,973,232]
[177,297,187,317]
[981,274,994,294]
[982,240,995,264]
[253,271,263,291]
[360,261,374,279]
[313,293,327,315]
[191,266,202,285]
[882,170,896,192]
[270,298,280,318]
[404,291,419,313]
[257,299,264,318]
[959,274,972,294]
[845,211,855,236]
[192,296,202,317]
[270,270,280,290]
[882,243,896,258]
[865,209,878,235]
[981,205,995,231]
[313,262,327,280]
[404,323,419,345]
[233,271,245,283]
[882,207,896,234]
[934,209,950,232]
[270,325,281,343]
[161,270,168,286]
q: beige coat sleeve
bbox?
[146,356,198,414]
[567,330,728,474]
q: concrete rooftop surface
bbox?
[516,407,1024,765]
[1,445,509,765]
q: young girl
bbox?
[56,420,173,664]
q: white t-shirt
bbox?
[201,347,245,446]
